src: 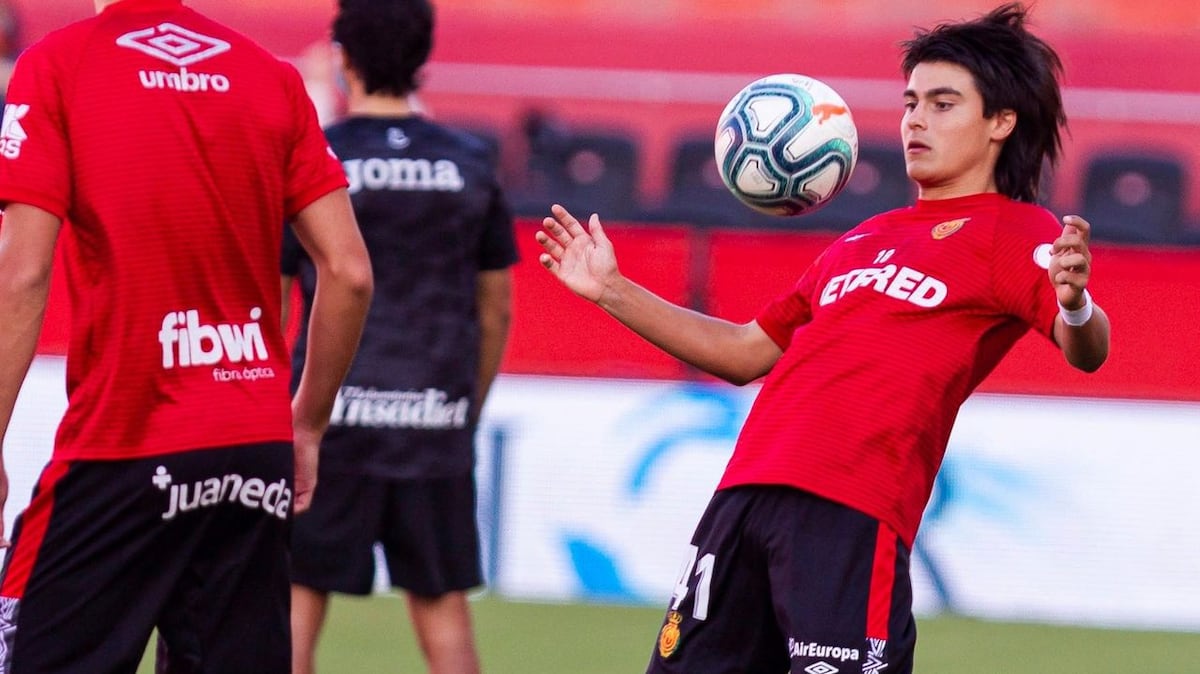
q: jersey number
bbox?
[670,545,715,621]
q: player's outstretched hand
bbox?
[536,204,619,304]
[1049,215,1094,309]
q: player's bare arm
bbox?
[1049,214,1110,372]
[287,188,374,512]
[537,204,782,385]
[0,203,63,546]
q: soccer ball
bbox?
[715,74,859,217]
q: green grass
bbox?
[138,595,1200,673]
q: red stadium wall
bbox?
[34,219,1199,402]
[20,1,1200,402]
[15,1,1200,220]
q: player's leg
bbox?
[762,488,917,674]
[646,487,791,674]
[288,469,388,673]
[0,457,199,674]
[404,590,480,674]
[381,474,483,674]
[290,585,330,674]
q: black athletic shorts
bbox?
[646,486,916,674]
[291,471,482,597]
[0,442,293,674]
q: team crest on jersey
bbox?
[657,610,683,658]
[931,218,969,240]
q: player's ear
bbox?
[990,109,1017,142]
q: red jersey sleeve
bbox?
[0,42,73,218]
[754,254,822,349]
[990,202,1062,341]
[281,63,348,217]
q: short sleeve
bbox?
[281,64,348,217]
[755,257,822,350]
[0,44,72,218]
[477,182,519,271]
[990,203,1062,341]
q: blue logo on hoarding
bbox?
[563,383,749,602]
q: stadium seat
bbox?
[509,128,643,220]
[644,133,774,228]
[799,140,914,232]
[1081,152,1187,245]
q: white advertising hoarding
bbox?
[7,360,1200,631]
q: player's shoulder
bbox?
[16,15,102,68]
[995,195,1061,238]
[420,119,499,163]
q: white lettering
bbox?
[156,468,290,521]
[909,276,948,307]
[138,67,231,93]
[817,262,946,310]
[329,386,471,430]
[787,638,861,662]
[884,266,925,301]
[158,308,269,372]
[343,157,466,195]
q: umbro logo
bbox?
[118,24,233,93]
[117,23,230,67]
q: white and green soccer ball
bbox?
[715,73,859,216]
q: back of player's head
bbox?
[333,0,434,97]
[900,2,1066,203]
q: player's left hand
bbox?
[1049,214,1093,309]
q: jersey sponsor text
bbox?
[0,103,28,159]
[138,66,231,93]
[153,466,291,521]
[819,263,948,309]
[343,157,465,194]
[788,638,861,663]
[158,308,268,369]
[330,386,470,430]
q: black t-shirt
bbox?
[283,115,519,479]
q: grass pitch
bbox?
[139,594,1200,673]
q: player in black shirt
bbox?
[281,1,518,672]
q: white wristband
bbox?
[1059,289,1094,327]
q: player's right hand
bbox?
[536,204,619,304]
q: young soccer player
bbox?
[535,4,1110,672]
[283,1,518,673]
[0,0,373,671]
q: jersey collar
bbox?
[103,0,185,15]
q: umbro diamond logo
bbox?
[117,23,230,67]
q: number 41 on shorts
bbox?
[670,544,715,621]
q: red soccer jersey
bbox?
[718,193,1063,547]
[0,0,347,460]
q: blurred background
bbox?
[5,1,1200,672]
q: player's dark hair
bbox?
[333,0,433,97]
[901,3,1066,203]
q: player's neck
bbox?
[345,93,419,119]
[95,0,122,12]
